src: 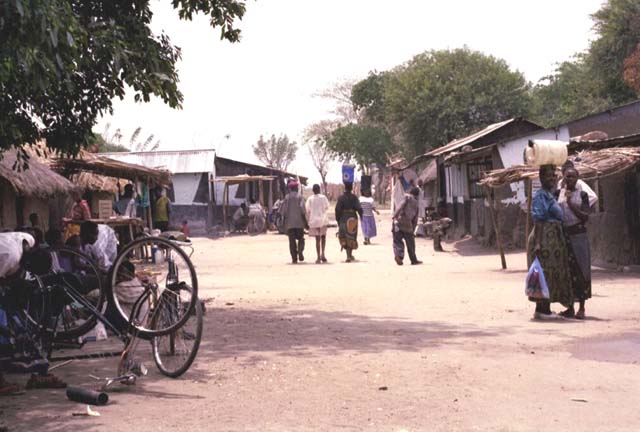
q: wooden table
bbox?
[90,218,145,246]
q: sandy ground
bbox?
[2,210,640,432]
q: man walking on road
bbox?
[393,187,422,266]
[280,181,309,264]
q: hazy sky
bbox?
[95,0,605,183]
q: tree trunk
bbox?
[321,173,328,195]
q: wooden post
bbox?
[525,178,533,252]
[486,186,507,270]
[268,179,273,210]
[222,183,228,232]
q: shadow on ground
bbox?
[1,306,510,432]
[189,306,510,373]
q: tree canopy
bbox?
[331,48,531,161]
[252,134,298,173]
[0,0,246,163]
[324,124,393,171]
[530,0,640,126]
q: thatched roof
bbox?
[480,147,640,188]
[71,171,127,194]
[0,150,78,198]
[53,151,171,185]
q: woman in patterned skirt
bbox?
[335,182,362,262]
[528,164,574,320]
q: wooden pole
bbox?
[525,178,533,252]
[222,183,228,232]
[486,186,507,270]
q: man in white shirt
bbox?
[79,221,118,273]
[232,203,249,232]
[0,232,35,279]
[305,184,329,264]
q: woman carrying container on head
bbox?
[529,164,574,320]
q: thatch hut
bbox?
[52,151,171,229]
[0,150,78,231]
[480,138,640,267]
[69,171,128,215]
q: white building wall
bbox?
[496,126,570,205]
[172,173,201,205]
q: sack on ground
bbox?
[525,258,550,300]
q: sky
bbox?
[95,0,606,183]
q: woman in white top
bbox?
[359,189,379,245]
[557,167,595,319]
[305,184,329,263]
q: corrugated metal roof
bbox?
[101,149,216,174]
[401,118,541,169]
[425,118,516,158]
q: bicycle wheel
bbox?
[151,298,203,378]
[49,248,106,340]
[108,237,198,338]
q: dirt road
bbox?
[3,210,640,431]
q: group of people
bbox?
[68,184,173,233]
[530,160,596,320]
[231,199,265,233]
[278,180,423,265]
[0,216,123,395]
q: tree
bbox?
[351,72,388,126]
[313,79,359,124]
[0,0,246,165]
[304,120,338,192]
[590,0,640,102]
[324,124,394,173]
[624,43,640,93]
[253,134,298,173]
[87,133,127,153]
[377,48,531,157]
[530,55,612,127]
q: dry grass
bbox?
[0,149,78,197]
[480,147,640,188]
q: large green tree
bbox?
[530,0,640,126]
[324,124,393,172]
[590,0,640,102]
[530,55,612,127]
[0,0,246,163]
[353,48,531,158]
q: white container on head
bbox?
[524,140,568,166]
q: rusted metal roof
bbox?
[425,118,518,158]
[214,174,277,185]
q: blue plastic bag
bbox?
[525,257,550,299]
[0,306,8,345]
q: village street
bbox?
[3,210,640,432]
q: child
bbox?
[180,220,190,238]
[359,190,379,245]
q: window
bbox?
[467,158,493,199]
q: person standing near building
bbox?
[306,184,329,263]
[335,181,362,263]
[154,189,171,232]
[279,181,308,264]
[392,187,422,265]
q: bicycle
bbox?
[0,236,203,381]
